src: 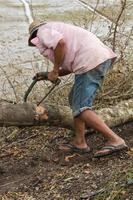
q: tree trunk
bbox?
[0,99,133,129]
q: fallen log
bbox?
[0,99,133,129]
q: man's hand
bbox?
[48,70,59,83]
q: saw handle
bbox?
[24,72,61,103]
[33,71,49,81]
[24,79,38,102]
[33,71,61,84]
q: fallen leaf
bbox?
[64,153,81,162]
[65,154,77,162]
[127,148,133,156]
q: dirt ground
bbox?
[0,122,132,200]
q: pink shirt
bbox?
[31,22,117,74]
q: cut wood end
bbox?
[35,106,48,120]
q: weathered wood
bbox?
[0,103,36,126]
[0,102,74,129]
[0,99,133,129]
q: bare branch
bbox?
[0,66,18,102]
[77,0,116,24]
[112,0,127,51]
[89,0,100,31]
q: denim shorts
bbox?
[69,59,113,117]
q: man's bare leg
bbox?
[80,109,124,144]
[60,109,125,153]
[71,109,125,149]
[72,117,88,149]
[80,109,126,154]
[59,117,89,150]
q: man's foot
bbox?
[94,143,128,158]
[59,142,91,154]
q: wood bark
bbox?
[0,99,133,129]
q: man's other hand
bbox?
[48,70,59,83]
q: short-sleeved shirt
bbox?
[31,21,117,74]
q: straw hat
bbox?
[28,20,46,46]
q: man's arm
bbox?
[54,39,66,72]
[48,39,67,82]
[33,69,71,82]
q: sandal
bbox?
[94,144,128,158]
[59,142,91,154]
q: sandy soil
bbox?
[0,122,132,199]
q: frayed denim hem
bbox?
[73,106,92,118]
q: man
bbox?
[28,20,127,157]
